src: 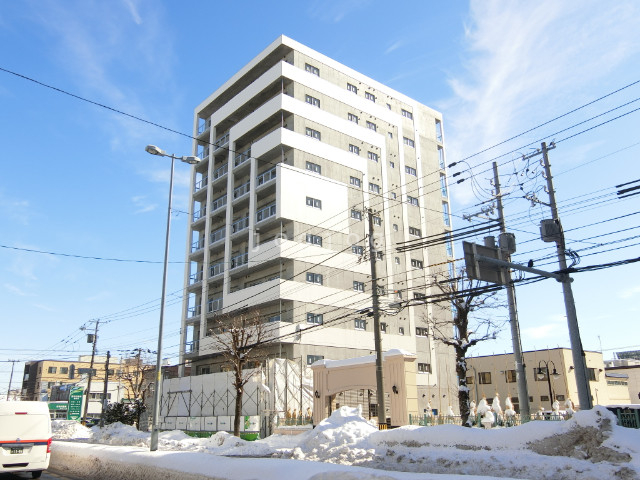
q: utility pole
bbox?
[100,351,111,427]
[82,320,100,425]
[6,360,17,401]
[492,162,530,418]
[367,207,386,428]
[540,142,592,410]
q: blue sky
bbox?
[1,0,639,392]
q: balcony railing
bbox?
[233,181,250,200]
[187,305,201,318]
[234,147,251,167]
[256,202,276,223]
[213,163,228,181]
[211,194,227,212]
[256,166,276,187]
[209,261,224,277]
[193,207,206,222]
[194,175,208,193]
[208,297,223,313]
[210,227,225,244]
[230,252,248,269]
[214,132,229,151]
[197,147,210,161]
[189,271,203,285]
[185,340,199,354]
[191,238,204,253]
[231,216,249,234]
[198,118,211,135]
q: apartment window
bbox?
[349,144,360,155]
[409,227,421,236]
[365,92,376,102]
[347,83,358,94]
[306,127,321,140]
[390,192,396,199]
[418,363,432,373]
[478,372,492,384]
[414,292,426,300]
[306,197,322,209]
[416,327,429,337]
[407,195,419,206]
[351,210,362,220]
[307,313,324,325]
[353,281,365,292]
[587,368,599,382]
[350,176,361,187]
[366,121,377,132]
[348,113,359,124]
[267,315,281,322]
[60,367,68,375]
[306,161,321,174]
[541,395,550,402]
[438,146,445,169]
[389,161,395,168]
[380,322,387,333]
[47,367,57,374]
[411,259,423,269]
[505,370,517,383]
[401,109,413,120]
[435,119,443,142]
[305,94,320,108]
[405,166,417,176]
[367,151,379,162]
[305,63,320,76]
[369,183,380,194]
[440,174,448,196]
[403,137,415,148]
[373,216,382,226]
[443,202,451,226]
[354,318,366,330]
[398,327,405,335]
[375,251,383,260]
[307,354,324,365]
[394,257,400,265]
[306,234,322,246]
[556,395,566,401]
[393,224,398,232]
[352,245,364,255]
[306,273,323,285]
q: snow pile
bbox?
[90,422,150,447]
[52,419,92,440]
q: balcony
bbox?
[210,226,226,245]
[185,340,199,355]
[197,147,210,161]
[193,207,206,222]
[208,297,223,313]
[194,175,208,193]
[214,132,229,152]
[256,202,276,223]
[256,166,276,188]
[187,305,201,318]
[191,238,204,253]
[198,118,211,135]
[209,261,224,278]
[211,194,227,213]
[189,271,203,285]
[231,216,249,235]
[234,147,251,168]
[212,163,228,183]
[230,252,248,270]
[233,181,250,201]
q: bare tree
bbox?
[425,271,505,427]
[117,349,155,429]
[208,310,272,437]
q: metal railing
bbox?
[189,271,203,285]
[234,147,251,167]
[197,118,211,134]
[231,216,249,234]
[214,132,229,151]
[187,305,201,318]
[194,176,208,192]
[191,238,204,252]
[185,340,199,354]
[211,194,227,212]
[213,163,228,180]
[210,227,225,244]
[209,261,224,277]
[230,252,248,269]
[193,207,206,222]
[407,412,570,428]
[233,181,250,199]
[207,297,223,313]
[256,202,276,223]
[256,166,276,186]
[197,148,210,161]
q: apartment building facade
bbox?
[181,36,456,413]
[466,348,631,412]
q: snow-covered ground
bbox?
[51,406,639,480]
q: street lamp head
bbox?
[551,368,560,380]
[537,367,545,380]
[145,145,166,156]
[182,155,201,165]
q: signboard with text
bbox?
[67,387,84,421]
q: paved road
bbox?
[0,470,83,480]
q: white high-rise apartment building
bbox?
[181,36,456,413]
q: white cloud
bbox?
[3,283,32,296]
[522,314,565,340]
[441,0,640,206]
[619,284,640,299]
[385,39,404,55]
[131,195,157,214]
[122,0,142,25]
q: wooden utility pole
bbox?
[82,320,99,425]
[99,351,111,427]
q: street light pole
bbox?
[145,145,200,452]
[537,359,560,409]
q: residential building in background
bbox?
[180,35,456,414]
[467,348,631,412]
[605,356,640,405]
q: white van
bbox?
[0,401,52,478]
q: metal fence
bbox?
[407,412,569,428]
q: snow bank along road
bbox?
[49,406,639,480]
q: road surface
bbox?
[0,470,83,480]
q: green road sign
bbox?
[67,387,84,421]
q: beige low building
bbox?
[605,358,640,405]
[466,348,630,412]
